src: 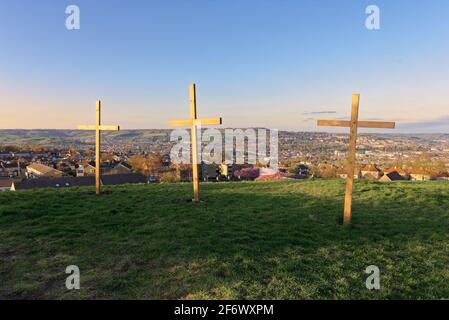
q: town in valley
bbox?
[1,129,448,192]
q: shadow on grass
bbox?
[1,180,449,299]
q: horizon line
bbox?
[0,128,447,135]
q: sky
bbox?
[0,0,448,132]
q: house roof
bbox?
[259,168,278,176]
[114,162,132,171]
[0,179,14,188]
[13,176,95,190]
[85,161,96,168]
[255,172,287,181]
[27,163,63,175]
[436,172,449,178]
[101,173,147,185]
[361,165,380,172]
[383,171,405,181]
[87,161,119,170]
[384,167,407,175]
[80,162,96,169]
[409,170,431,175]
[1,162,19,169]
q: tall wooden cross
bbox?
[78,100,120,195]
[317,94,395,225]
[169,84,222,202]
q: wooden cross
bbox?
[317,94,395,225]
[169,84,222,202]
[78,100,120,195]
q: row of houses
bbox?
[0,161,26,178]
[0,160,141,192]
[0,160,128,179]
[75,162,132,177]
[336,165,449,181]
[19,161,133,179]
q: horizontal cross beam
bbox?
[169,118,222,127]
[78,125,120,131]
[317,120,395,129]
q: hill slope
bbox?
[1,180,449,299]
[0,129,170,147]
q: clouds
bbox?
[398,116,449,133]
[297,108,449,133]
[302,111,337,115]
[302,117,315,122]
[299,110,449,133]
[301,111,337,123]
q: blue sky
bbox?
[0,0,448,132]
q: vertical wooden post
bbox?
[189,84,200,202]
[343,94,360,225]
[78,101,119,195]
[318,95,394,225]
[169,85,222,202]
[95,100,101,195]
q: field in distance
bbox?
[1,180,449,299]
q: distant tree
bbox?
[24,145,49,153]
[146,155,163,176]
[0,145,19,152]
[391,158,405,169]
[63,167,76,177]
[129,155,146,175]
[308,165,320,178]
[129,155,162,177]
[101,152,115,163]
[160,171,181,183]
[85,148,94,158]
[129,154,145,168]
[288,166,298,174]
[407,153,446,175]
[170,163,192,181]
[312,164,337,179]
[434,159,448,174]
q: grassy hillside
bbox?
[1,180,449,299]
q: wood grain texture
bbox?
[190,84,200,202]
[317,120,395,129]
[343,94,360,225]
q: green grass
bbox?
[1,180,449,299]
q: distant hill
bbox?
[1,129,448,148]
[1,179,449,299]
[0,129,172,147]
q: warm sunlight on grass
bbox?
[1,180,449,299]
